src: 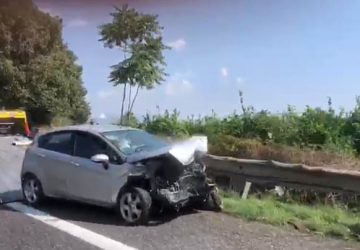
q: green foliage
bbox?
[0,0,90,125]
[117,112,139,128]
[99,4,168,124]
[143,109,189,138]
[140,97,360,158]
[343,97,360,154]
[51,115,73,127]
[222,192,360,241]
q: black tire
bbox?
[22,174,45,207]
[118,187,152,225]
[193,187,223,212]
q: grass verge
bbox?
[221,191,360,241]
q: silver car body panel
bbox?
[21,124,210,208]
[21,125,137,207]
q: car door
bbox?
[67,131,127,205]
[36,131,75,197]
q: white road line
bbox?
[7,202,138,250]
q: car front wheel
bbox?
[119,187,152,225]
[22,174,44,206]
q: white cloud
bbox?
[167,38,186,51]
[165,79,193,96]
[220,67,228,77]
[99,113,107,119]
[67,18,88,28]
[97,89,117,99]
[236,76,245,86]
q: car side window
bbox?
[74,132,120,164]
[38,132,74,155]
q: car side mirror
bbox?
[90,154,110,169]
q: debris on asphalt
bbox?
[11,136,32,146]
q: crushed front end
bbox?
[126,138,223,212]
[145,151,222,211]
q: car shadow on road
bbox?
[0,189,23,204]
[0,189,200,227]
[0,190,202,227]
[35,198,199,227]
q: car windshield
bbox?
[101,130,168,156]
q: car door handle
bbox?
[70,161,80,167]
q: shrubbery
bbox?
[137,96,360,164]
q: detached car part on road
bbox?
[21,125,222,225]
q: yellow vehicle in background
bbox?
[0,109,30,137]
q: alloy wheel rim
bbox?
[24,179,39,203]
[120,192,143,222]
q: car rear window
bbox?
[38,132,74,155]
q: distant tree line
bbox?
[0,0,90,125]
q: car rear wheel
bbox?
[119,187,152,225]
[22,174,44,206]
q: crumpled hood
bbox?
[168,137,208,165]
[125,146,171,163]
[125,136,208,165]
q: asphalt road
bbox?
[0,136,357,250]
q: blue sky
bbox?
[35,0,360,121]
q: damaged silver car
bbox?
[21,124,222,224]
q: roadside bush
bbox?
[142,109,189,138]
[140,96,360,167]
[51,115,74,127]
[208,134,359,169]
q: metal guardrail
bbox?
[203,154,360,194]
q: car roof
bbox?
[44,124,137,135]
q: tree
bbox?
[0,0,90,125]
[343,97,360,154]
[99,5,168,125]
[119,111,139,128]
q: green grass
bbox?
[221,191,360,241]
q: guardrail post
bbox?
[241,181,252,199]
